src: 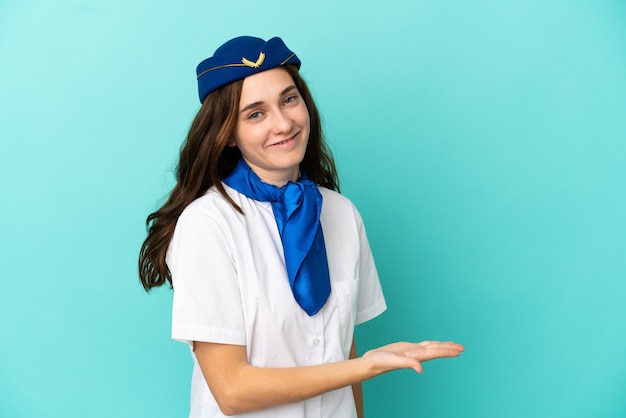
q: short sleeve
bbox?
[167,207,246,346]
[353,206,387,325]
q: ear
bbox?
[226,138,237,147]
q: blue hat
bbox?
[196,36,301,103]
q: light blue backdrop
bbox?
[1,1,625,417]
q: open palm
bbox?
[363,341,465,374]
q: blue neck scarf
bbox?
[223,158,331,316]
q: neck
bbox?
[250,166,300,187]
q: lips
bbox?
[269,132,298,147]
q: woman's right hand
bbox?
[362,340,465,374]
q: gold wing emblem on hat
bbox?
[241,52,266,68]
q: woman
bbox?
[139,35,463,417]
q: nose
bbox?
[271,109,294,135]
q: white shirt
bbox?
[167,184,386,418]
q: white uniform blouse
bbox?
[167,184,387,418]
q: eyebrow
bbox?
[239,85,298,115]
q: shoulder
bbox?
[318,187,355,210]
[174,186,248,238]
[182,186,231,215]
[318,187,364,226]
[169,186,249,262]
[180,184,248,220]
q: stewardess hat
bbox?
[196,36,301,103]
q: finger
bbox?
[414,363,423,374]
[440,341,464,350]
[420,341,464,351]
[399,354,423,373]
[438,342,465,353]
[407,358,423,374]
[424,347,464,360]
[404,346,464,362]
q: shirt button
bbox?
[313,338,320,346]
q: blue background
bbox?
[1,0,625,416]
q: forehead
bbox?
[239,67,295,104]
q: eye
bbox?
[284,95,298,105]
[248,111,262,120]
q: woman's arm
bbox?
[350,338,364,418]
[193,339,464,416]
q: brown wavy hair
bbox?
[138,65,339,291]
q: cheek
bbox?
[303,114,311,138]
[233,126,254,148]
[303,109,311,132]
[301,104,310,125]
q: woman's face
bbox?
[230,67,310,187]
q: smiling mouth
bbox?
[271,133,298,146]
